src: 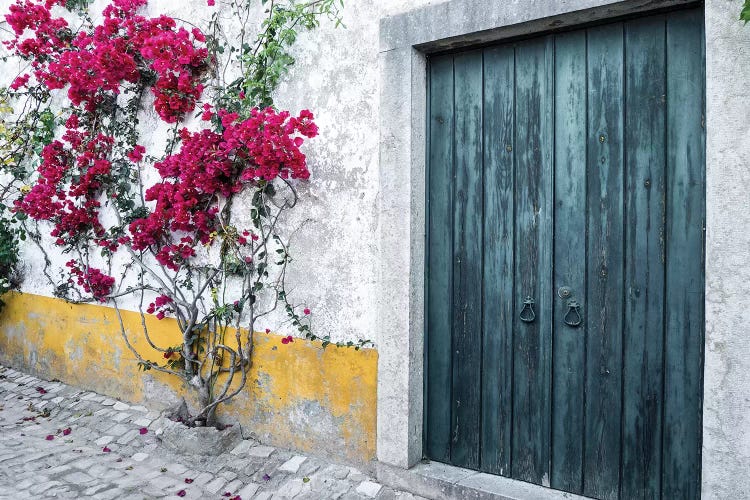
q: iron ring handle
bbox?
[520,296,536,323]
[564,299,582,327]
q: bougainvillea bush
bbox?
[0,0,365,427]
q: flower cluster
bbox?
[128,107,318,270]
[5,0,69,63]
[5,0,320,350]
[146,294,173,320]
[65,260,115,302]
[5,0,207,121]
[15,119,114,248]
[223,107,318,181]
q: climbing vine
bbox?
[0,0,367,427]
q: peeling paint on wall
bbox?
[0,292,378,465]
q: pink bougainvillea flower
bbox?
[262,473,271,481]
[127,145,146,163]
[139,427,148,435]
[102,446,111,453]
[176,490,187,497]
[303,308,310,315]
[201,103,213,121]
[10,73,30,90]
[63,262,115,302]
[230,496,241,500]
[62,427,72,436]
[184,478,194,484]
[163,351,172,359]
[281,336,294,345]
[45,435,54,441]
[265,328,270,334]
[35,387,47,394]
[207,0,215,5]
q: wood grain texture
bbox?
[622,15,667,500]
[425,54,454,464]
[450,50,484,470]
[663,9,705,499]
[583,23,625,500]
[481,45,515,476]
[511,35,554,485]
[551,29,587,494]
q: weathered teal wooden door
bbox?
[424,8,704,499]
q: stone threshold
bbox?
[376,460,594,500]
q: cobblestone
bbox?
[279,455,307,473]
[356,481,383,498]
[0,364,427,499]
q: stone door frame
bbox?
[376,0,748,497]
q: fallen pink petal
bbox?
[139,427,148,435]
[44,435,54,441]
[176,490,186,497]
[62,428,71,436]
[184,478,194,484]
[102,447,111,453]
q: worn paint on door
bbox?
[424,8,704,499]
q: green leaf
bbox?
[742,0,750,23]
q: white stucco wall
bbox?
[2,0,436,346]
[703,0,750,497]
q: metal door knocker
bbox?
[520,296,536,323]
[564,299,583,327]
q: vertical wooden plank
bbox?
[450,50,483,470]
[663,9,704,499]
[621,15,667,500]
[481,45,515,476]
[512,36,554,485]
[425,54,454,464]
[584,23,625,500]
[551,30,587,494]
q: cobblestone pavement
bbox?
[0,365,426,500]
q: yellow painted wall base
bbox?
[0,292,377,464]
